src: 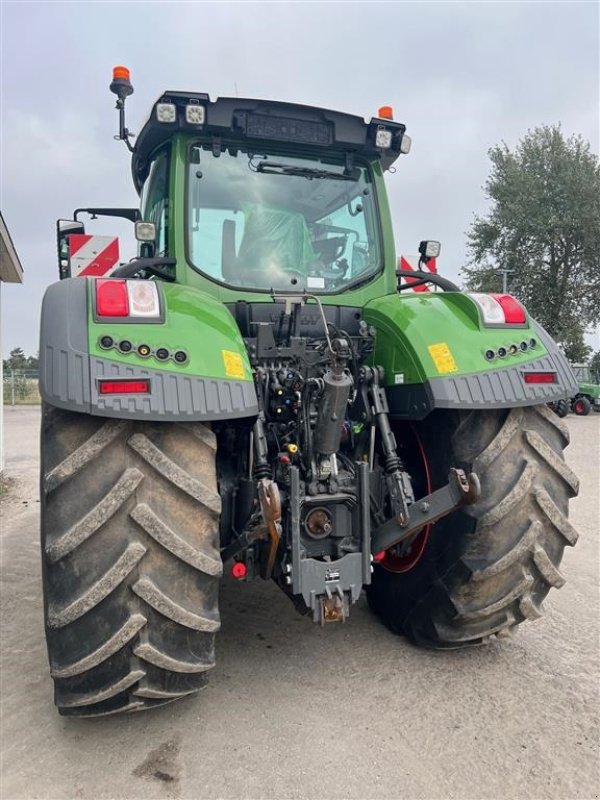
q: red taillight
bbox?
[523,372,557,384]
[491,294,527,324]
[96,279,129,317]
[98,380,150,394]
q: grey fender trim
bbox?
[88,357,258,421]
[39,279,259,421]
[40,279,92,410]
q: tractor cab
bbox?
[55,69,425,301]
[55,69,414,296]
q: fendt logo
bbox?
[269,313,320,325]
[69,234,120,277]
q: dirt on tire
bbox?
[368,404,579,646]
[41,404,222,716]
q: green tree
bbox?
[463,125,600,349]
[3,347,27,371]
[26,352,39,371]
[561,331,592,363]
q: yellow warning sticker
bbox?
[222,350,246,379]
[428,342,458,374]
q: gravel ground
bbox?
[1,406,598,800]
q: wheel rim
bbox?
[379,424,432,574]
[574,399,584,414]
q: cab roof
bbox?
[131,92,407,193]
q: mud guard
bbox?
[39,278,258,421]
[363,292,578,419]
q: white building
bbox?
[0,213,24,473]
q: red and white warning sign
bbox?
[68,234,120,278]
[398,254,437,293]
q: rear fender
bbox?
[363,292,577,419]
[39,278,258,421]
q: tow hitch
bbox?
[370,468,481,556]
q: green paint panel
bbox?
[363,292,548,385]
[578,382,600,399]
[88,281,252,381]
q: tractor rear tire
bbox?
[572,396,591,416]
[367,405,579,647]
[41,403,222,716]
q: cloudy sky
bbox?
[1,0,598,357]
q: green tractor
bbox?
[570,363,600,415]
[39,68,580,717]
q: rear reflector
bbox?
[98,380,150,394]
[522,372,557,384]
[491,293,527,324]
[96,279,129,317]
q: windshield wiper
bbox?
[256,161,359,181]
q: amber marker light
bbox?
[378,105,394,119]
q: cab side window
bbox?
[141,151,169,255]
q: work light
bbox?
[185,104,206,125]
[375,128,393,149]
[134,221,156,242]
[156,103,177,123]
[419,240,441,259]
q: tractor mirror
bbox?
[56,219,85,280]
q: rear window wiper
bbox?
[256,161,359,181]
